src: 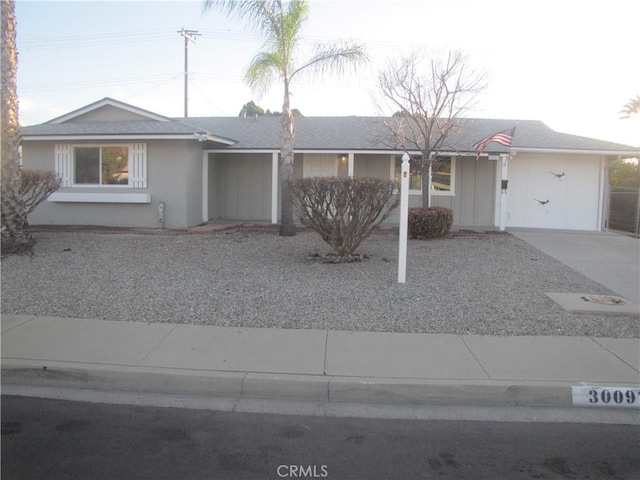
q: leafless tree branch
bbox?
[373,50,487,208]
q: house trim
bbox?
[24,134,235,144]
[512,147,639,156]
[48,192,151,203]
[47,98,171,124]
[271,152,279,223]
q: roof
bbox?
[20,98,639,155]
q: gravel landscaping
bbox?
[1,228,638,338]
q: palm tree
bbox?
[1,0,32,255]
[620,95,640,119]
[203,0,368,236]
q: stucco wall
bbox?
[22,139,204,229]
[66,105,160,122]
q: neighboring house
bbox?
[20,97,639,231]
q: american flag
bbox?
[473,127,516,157]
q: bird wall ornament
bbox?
[534,198,550,206]
[549,171,565,179]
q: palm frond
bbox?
[244,51,282,97]
[203,1,307,48]
[291,42,369,80]
[620,95,640,119]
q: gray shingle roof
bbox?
[21,114,638,154]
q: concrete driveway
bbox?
[509,229,640,304]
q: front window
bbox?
[431,157,452,192]
[394,155,453,193]
[75,146,129,185]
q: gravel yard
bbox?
[1,228,638,338]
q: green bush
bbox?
[408,207,453,239]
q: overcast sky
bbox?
[15,0,640,147]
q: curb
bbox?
[1,361,587,409]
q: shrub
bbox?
[289,177,399,261]
[20,169,62,215]
[408,207,453,239]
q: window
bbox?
[394,155,422,190]
[431,157,452,192]
[394,155,454,193]
[75,146,129,185]
[55,143,146,189]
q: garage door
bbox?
[506,153,602,230]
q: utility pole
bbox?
[178,28,201,118]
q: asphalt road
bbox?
[2,395,639,480]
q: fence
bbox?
[609,186,640,236]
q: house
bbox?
[20,97,639,231]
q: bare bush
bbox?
[20,169,61,215]
[289,177,399,261]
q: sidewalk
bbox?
[2,315,638,411]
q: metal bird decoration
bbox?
[549,171,565,179]
[534,198,550,206]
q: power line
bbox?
[187,78,231,116]
[124,74,184,102]
[19,73,182,93]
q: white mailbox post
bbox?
[398,153,410,283]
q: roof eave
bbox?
[21,134,214,141]
[512,147,640,156]
[46,97,171,124]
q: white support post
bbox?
[271,151,279,224]
[499,153,509,231]
[398,153,410,284]
[202,151,208,223]
[348,152,354,178]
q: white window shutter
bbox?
[54,144,72,187]
[129,143,147,188]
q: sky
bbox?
[14,0,640,148]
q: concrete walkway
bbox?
[509,228,640,304]
[2,315,638,412]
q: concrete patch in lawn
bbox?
[546,293,640,316]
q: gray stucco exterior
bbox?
[20,97,638,232]
[23,139,205,229]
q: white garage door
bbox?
[506,153,603,230]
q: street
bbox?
[2,395,639,480]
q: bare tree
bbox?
[376,51,487,208]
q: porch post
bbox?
[499,153,509,231]
[348,152,354,178]
[398,153,410,284]
[202,151,208,223]
[271,151,279,224]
